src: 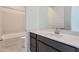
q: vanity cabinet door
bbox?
[37,35,76,52]
[30,45,36,52]
[30,37,37,52]
[76,48,79,52]
[30,32,37,52]
[30,37,36,47]
[37,41,58,52]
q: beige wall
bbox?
[48,6,64,29]
[0,7,25,34]
[0,11,3,40]
[48,7,56,28]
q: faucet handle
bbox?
[54,28,60,34]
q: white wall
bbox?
[71,6,79,32]
[64,6,79,32]
[26,6,48,51]
[39,7,48,29]
[48,6,64,29]
[26,6,48,31]
[64,6,71,30]
[26,7,40,31]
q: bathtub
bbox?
[0,32,26,52]
[2,32,26,40]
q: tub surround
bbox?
[0,7,25,52]
[30,29,79,48]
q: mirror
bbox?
[48,6,79,32]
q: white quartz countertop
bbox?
[30,29,79,48]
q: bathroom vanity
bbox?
[30,30,79,52]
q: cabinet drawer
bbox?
[30,32,37,38]
[37,35,76,52]
[37,41,58,52]
[30,37,36,47]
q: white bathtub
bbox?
[2,32,26,40]
[0,32,26,52]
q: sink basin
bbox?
[46,32,63,38]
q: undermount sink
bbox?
[46,32,63,38]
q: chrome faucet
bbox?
[54,28,61,34]
[54,28,64,34]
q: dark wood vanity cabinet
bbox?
[37,40,59,52]
[30,32,79,52]
[30,32,37,52]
